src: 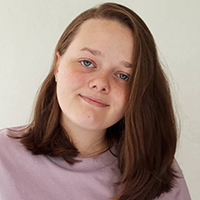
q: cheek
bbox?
[114,86,127,107]
[58,68,86,90]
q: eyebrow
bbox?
[121,60,132,68]
[80,47,102,56]
[80,47,132,68]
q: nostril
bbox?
[92,85,98,89]
[88,77,110,93]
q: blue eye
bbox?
[117,73,129,81]
[80,60,94,67]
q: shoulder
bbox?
[0,126,28,160]
[0,126,19,146]
[155,159,191,200]
[0,126,26,143]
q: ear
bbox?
[54,51,61,82]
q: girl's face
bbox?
[55,19,134,133]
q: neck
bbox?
[61,118,108,158]
[77,136,108,158]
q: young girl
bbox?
[0,2,191,200]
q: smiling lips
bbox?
[79,94,109,107]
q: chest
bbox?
[0,156,120,200]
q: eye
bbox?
[117,73,129,81]
[80,60,94,68]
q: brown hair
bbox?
[12,3,178,200]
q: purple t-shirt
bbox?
[0,127,191,200]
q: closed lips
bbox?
[79,94,109,106]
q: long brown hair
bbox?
[11,3,178,200]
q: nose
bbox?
[88,72,110,93]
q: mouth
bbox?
[79,94,109,107]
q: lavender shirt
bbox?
[0,127,191,200]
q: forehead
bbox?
[66,18,134,61]
[75,18,133,42]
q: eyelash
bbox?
[79,59,129,81]
[80,60,94,68]
[116,73,129,81]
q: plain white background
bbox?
[0,0,199,199]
